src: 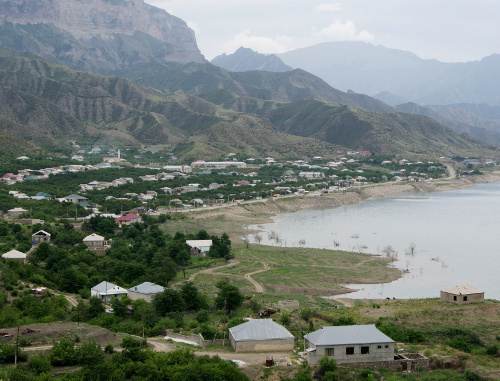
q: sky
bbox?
[146,0,500,63]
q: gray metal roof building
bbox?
[230,319,294,341]
[305,324,394,346]
[128,282,164,295]
[229,319,295,352]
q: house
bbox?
[127,282,164,303]
[440,285,484,304]
[83,233,108,249]
[91,281,128,303]
[64,194,89,204]
[2,249,27,264]
[32,230,51,245]
[7,207,28,217]
[186,240,212,255]
[115,213,142,226]
[304,325,395,365]
[229,319,295,352]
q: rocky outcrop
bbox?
[0,0,205,72]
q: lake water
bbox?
[250,182,500,300]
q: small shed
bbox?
[91,281,128,303]
[2,249,27,264]
[186,240,212,255]
[229,319,295,352]
[32,230,51,245]
[128,282,164,303]
[440,285,484,304]
[115,213,142,226]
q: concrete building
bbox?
[2,249,27,264]
[440,285,484,304]
[32,230,51,245]
[191,161,247,169]
[186,240,212,255]
[304,325,395,365]
[7,207,28,217]
[127,282,164,303]
[229,319,295,352]
[83,233,108,249]
[91,281,128,303]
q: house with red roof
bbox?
[115,213,142,226]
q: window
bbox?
[377,345,382,349]
[453,295,457,301]
[385,345,389,348]
[361,346,370,354]
[346,347,355,355]
[463,296,468,301]
[326,348,334,356]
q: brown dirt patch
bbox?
[0,322,123,347]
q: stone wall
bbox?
[342,353,429,372]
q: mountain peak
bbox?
[0,0,205,71]
[212,47,292,73]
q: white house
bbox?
[304,325,395,365]
[91,281,128,303]
[186,240,212,254]
[2,249,27,264]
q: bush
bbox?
[104,343,114,354]
[486,344,498,356]
[28,353,51,375]
[464,369,482,381]
[319,356,337,375]
[300,308,312,322]
[195,310,210,323]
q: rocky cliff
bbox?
[0,0,205,72]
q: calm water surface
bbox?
[250,182,500,300]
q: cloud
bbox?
[222,30,291,55]
[314,3,343,13]
[312,20,374,42]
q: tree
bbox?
[153,289,186,316]
[76,339,103,367]
[49,338,77,366]
[180,282,207,311]
[214,280,243,312]
[110,296,129,317]
[88,297,105,318]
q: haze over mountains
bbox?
[213,44,500,144]
[0,0,497,159]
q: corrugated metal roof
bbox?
[2,249,27,259]
[83,233,105,241]
[304,325,394,346]
[92,281,127,295]
[442,285,483,295]
[229,319,294,341]
[186,240,212,247]
[128,282,164,294]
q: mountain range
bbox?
[212,45,500,144]
[0,0,497,160]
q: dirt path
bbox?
[244,262,270,293]
[176,260,240,286]
[332,298,355,307]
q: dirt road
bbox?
[244,262,270,293]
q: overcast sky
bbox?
[146,0,499,63]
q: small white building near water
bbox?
[91,281,128,303]
[186,240,212,255]
[229,319,295,352]
[440,285,484,304]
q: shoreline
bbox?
[180,171,500,298]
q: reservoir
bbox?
[250,181,500,300]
